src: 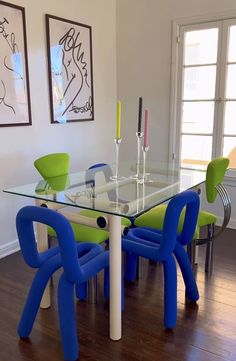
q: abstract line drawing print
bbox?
[46,15,94,123]
[0,1,31,127]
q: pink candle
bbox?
[143,109,149,148]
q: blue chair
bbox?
[16,205,109,361]
[75,163,131,301]
[122,190,200,329]
[135,157,230,273]
[79,163,131,227]
[33,156,117,303]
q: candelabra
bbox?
[141,145,152,183]
[110,137,122,180]
[131,132,143,180]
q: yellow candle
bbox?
[116,100,121,139]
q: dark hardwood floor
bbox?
[0,229,236,361]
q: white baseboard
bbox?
[0,239,20,259]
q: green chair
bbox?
[34,153,70,178]
[134,157,231,273]
[34,155,130,245]
[34,154,108,245]
[34,154,131,301]
[34,153,105,302]
[77,162,131,235]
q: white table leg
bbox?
[36,199,51,309]
[109,214,122,340]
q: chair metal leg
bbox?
[122,251,126,273]
[136,257,143,279]
[88,276,97,304]
[205,224,215,274]
[194,245,199,265]
[187,239,196,268]
[48,236,56,287]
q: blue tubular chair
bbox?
[16,206,109,361]
[76,163,131,301]
[79,163,131,226]
[122,190,200,329]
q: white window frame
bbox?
[169,11,236,178]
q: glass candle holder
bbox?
[131,132,143,180]
[141,145,152,183]
[110,138,122,181]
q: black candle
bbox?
[137,97,143,134]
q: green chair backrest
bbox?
[34,153,70,179]
[206,157,229,203]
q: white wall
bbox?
[117,0,236,227]
[0,0,117,255]
[117,0,236,161]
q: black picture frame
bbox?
[0,0,32,127]
[45,14,94,124]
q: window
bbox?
[171,17,236,171]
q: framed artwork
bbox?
[0,1,31,127]
[46,14,94,124]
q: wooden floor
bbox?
[0,229,236,361]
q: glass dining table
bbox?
[3,160,206,342]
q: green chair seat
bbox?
[48,223,109,244]
[135,203,200,239]
[135,204,216,233]
[77,209,131,243]
[79,209,131,227]
[197,210,217,227]
[48,209,131,244]
[134,204,167,230]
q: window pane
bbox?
[181,135,212,169]
[183,66,216,100]
[185,28,218,65]
[223,137,236,169]
[182,101,214,133]
[228,25,236,62]
[226,64,236,98]
[224,101,236,134]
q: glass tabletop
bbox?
[3,161,206,218]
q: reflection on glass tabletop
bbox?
[3,161,206,218]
